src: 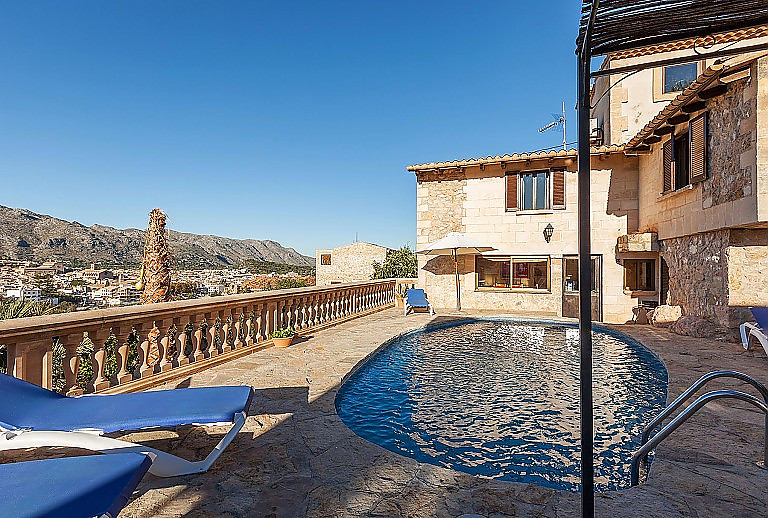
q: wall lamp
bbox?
[543,223,554,243]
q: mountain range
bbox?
[0,205,313,269]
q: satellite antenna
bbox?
[538,101,567,150]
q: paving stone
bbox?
[77,308,767,517]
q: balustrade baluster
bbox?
[254,303,264,342]
[294,298,302,329]
[115,328,133,384]
[191,316,204,361]
[139,323,160,378]
[175,319,191,367]
[206,312,220,356]
[245,307,254,346]
[157,320,174,372]
[299,298,307,329]
[234,308,244,348]
[222,311,234,351]
[61,334,82,396]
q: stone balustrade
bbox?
[0,279,396,395]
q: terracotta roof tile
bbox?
[406,145,624,172]
[609,25,768,61]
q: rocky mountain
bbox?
[0,206,313,268]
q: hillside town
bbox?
[0,259,313,310]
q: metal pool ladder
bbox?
[630,370,768,486]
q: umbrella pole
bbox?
[453,249,461,310]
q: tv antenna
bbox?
[538,101,567,150]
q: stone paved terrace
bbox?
[5,308,768,517]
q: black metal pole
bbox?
[577,47,595,517]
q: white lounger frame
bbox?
[404,300,435,316]
[741,322,768,357]
[0,411,246,477]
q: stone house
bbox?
[315,242,392,285]
[408,26,768,331]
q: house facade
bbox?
[409,26,768,331]
[315,242,392,285]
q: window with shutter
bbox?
[689,112,708,184]
[662,138,674,193]
[506,173,518,211]
[552,170,566,209]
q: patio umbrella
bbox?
[417,232,496,310]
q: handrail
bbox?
[641,370,768,446]
[630,389,768,486]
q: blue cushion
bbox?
[3,453,151,518]
[752,307,768,332]
[405,289,430,307]
[1,372,254,433]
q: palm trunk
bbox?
[138,209,172,305]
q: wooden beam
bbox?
[720,68,751,84]
[681,100,707,114]
[698,84,728,100]
[668,113,690,125]
[653,126,675,136]
[644,135,662,145]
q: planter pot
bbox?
[395,296,405,308]
[273,336,295,348]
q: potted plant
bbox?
[271,327,297,348]
[394,283,408,308]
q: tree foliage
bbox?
[372,246,417,279]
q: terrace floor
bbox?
[6,308,768,517]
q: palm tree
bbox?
[137,208,172,304]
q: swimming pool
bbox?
[335,319,668,492]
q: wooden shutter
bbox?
[506,173,518,211]
[689,112,708,184]
[552,169,566,209]
[662,138,674,192]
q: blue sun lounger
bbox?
[404,289,435,316]
[0,372,254,477]
[741,307,768,357]
[4,453,151,518]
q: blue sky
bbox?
[0,1,583,257]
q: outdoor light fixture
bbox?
[543,223,554,243]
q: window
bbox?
[506,170,565,212]
[662,112,708,193]
[520,171,549,211]
[674,132,690,190]
[512,259,549,289]
[320,254,331,265]
[476,256,550,291]
[663,63,698,93]
[563,257,598,292]
[477,256,510,288]
[624,259,656,292]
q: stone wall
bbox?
[316,242,390,285]
[702,78,757,208]
[661,230,730,325]
[416,169,467,245]
[661,228,768,331]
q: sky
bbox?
[0,1,584,257]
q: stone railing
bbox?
[0,279,395,395]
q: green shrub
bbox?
[372,246,417,279]
[270,327,296,339]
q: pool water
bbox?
[335,319,667,492]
